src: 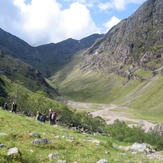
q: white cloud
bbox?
[0,0,99,46]
[104,16,121,32]
[98,0,146,11]
[113,0,126,10]
[61,3,98,38]
[98,2,113,11]
[98,0,126,11]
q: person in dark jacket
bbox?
[36,111,45,123]
[3,102,8,110]
[11,102,17,113]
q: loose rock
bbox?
[96,159,108,163]
[28,132,40,137]
[7,147,21,157]
[48,153,59,160]
[32,138,49,144]
[0,144,6,148]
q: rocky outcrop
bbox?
[81,0,163,78]
[153,124,163,136]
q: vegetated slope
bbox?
[51,0,163,118]
[0,51,58,103]
[0,27,103,77]
[0,109,157,163]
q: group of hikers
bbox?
[3,102,57,125]
[3,102,17,113]
[36,109,57,125]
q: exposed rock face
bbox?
[153,124,163,136]
[82,0,163,78]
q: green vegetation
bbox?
[52,54,163,122]
[108,120,163,150]
[135,69,153,80]
[150,44,163,51]
[0,74,107,135]
[0,54,57,97]
[1,110,163,162]
[1,69,163,162]
[52,68,128,103]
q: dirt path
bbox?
[67,101,157,132]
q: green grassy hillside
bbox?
[0,109,160,163]
[0,74,60,115]
[51,59,163,122]
[0,52,57,98]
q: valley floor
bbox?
[67,101,157,132]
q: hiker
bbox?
[36,111,45,123]
[36,111,41,121]
[52,111,57,124]
[3,102,8,110]
[49,109,57,125]
[11,102,17,113]
[49,109,53,125]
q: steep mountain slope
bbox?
[0,27,103,77]
[51,0,163,118]
[81,0,163,77]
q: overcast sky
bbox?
[0,0,146,46]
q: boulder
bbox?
[32,138,49,144]
[129,143,153,153]
[7,147,21,157]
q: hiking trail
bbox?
[67,101,157,132]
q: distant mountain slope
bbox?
[0,51,57,98]
[35,34,104,76]
[0,27,103,77]
[0,28,34,60]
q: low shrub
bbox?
[107,120,163,150]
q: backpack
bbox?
[40,116,45,122]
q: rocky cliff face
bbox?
[81,0,163,79]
